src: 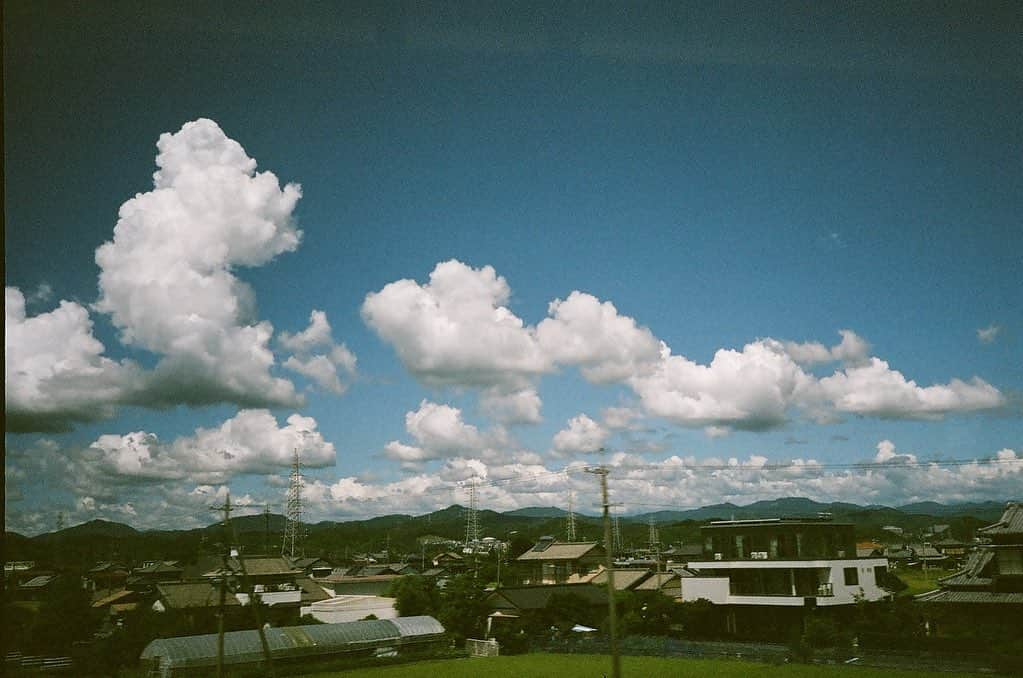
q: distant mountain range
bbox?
[14,497,1012,542]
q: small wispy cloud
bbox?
[26,282,53,305]
[977,324,1001,345]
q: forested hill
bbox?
[7,498,1011,567]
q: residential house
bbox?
[85,561,130,595]
[516,537,606,584]
[484,583,609,635]
[129,561,184,592]
[633,571,683,599]
[917,502,1023,622]
[287,556,334,579]
[567,566,652,592]
[680,517,890,636]
[16,574,60,601]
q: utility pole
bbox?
[212,494,233,678]
[212,493,276,678]
[586,466,621,678]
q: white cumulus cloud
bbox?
[552,413,610,455]
[93,118,303,409]
[362,260,550,389]
[5,287,142,432]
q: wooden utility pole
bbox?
[212,493,277,678]
[212,494,233,678]
[586,465,621,678]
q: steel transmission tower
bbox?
[464,477,480,548]
[281,449,304,558]
[566,490,577,541]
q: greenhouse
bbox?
[140,615,445,677]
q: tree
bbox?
[388,576,439,617]
[438,575,488,642]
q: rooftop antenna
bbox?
[566,490,578,542]
[282,449,304,559]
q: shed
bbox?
[140,616,444,677]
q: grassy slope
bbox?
[894,567,955,596]
[313,654,982,678]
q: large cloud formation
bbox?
[5,287,142,432]
[365,260,1005,437]
[6,119,358,433]
[94,118,303,408]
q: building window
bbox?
[843,567,858,586]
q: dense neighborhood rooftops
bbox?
[516,542,601,561]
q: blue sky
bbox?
[5,3,1021,534]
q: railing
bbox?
[466,638,499,657]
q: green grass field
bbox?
[310,654,983,678]
[894,567,953,596]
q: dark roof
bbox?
[486,584,607,611]
[135,561,183,575]
[978,502,1023,538]
[158,582,239,609]
[205,557,301,578]
[296,577,331,604]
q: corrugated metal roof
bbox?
[140,616,444,669]
[517,542,601,561]
[978,502,1023,537]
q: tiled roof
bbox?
[588,568,652,590]
[296,577,331,604]
[157,582,239,609]
[916,589,1023,605]
[92,589,139,608]
[486,584,607,611]
[634,572,680,591]
[205,557,301,578]
[319,574,401,584]
[135,561,183,574]
[978,502,1023,537]
[517,542,602,561]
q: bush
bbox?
[802,614,852,650]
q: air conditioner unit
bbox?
[714,553,723,561]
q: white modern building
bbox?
[678,516,890,634]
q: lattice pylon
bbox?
[464,478,480,548]
[566,490,577,541]
[281,449,304,558]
